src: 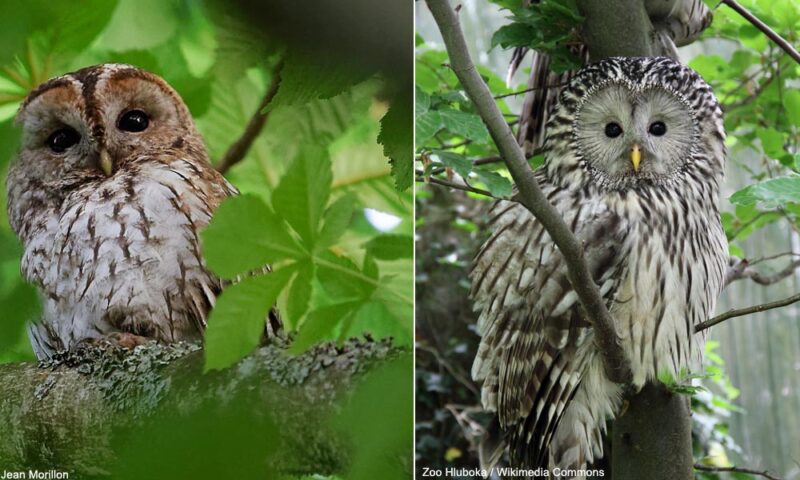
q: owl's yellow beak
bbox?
[99,149,113,177]
[630,144,642,172]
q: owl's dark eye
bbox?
[649,121,667,136]
[604,122,623,138]
[47,128,81,153]
[118,110,149,132]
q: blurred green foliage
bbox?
[688,0,800,258]
[0,1,412,478]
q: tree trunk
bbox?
[574,1,695,478]
[611,383,693,480]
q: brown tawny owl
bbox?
[6,64,237,360]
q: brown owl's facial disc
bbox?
[15,80,101,184]
[92,67,198,172]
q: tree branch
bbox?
[0,339,405,475]
[695,292,800,332]
[416,174,497,199]
[694,464,783,480]
[216,60,284,174]
[494,82,568,100]
[725,256,800,286]
[426,149,541,176]
[425,0,632,384]
[721,0,800,65]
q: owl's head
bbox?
[544,57,725,191]
[12,64,205,188]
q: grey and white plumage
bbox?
[471,57,727,475]
[510,0,713,155]
[6,64,237,359]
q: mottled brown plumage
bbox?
[7,64,237,359]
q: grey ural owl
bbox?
[510,0,712,156]
[6,64,237,360]
[471,57,727,473]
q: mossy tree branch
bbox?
[0,339,405,477]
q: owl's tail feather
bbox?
[546,356,621,478]
[506,345,588,470]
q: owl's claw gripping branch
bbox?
[425,0,633,385]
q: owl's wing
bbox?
[648,0,713,48]
[470,180,629,467]
[514,47,587,156]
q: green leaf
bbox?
[364,234,413,260]
[113,387,279,479]
[438,108,490,144]
[0,120,20,172]
[378,94,413,191]
[0,281,41,352]
[472,169,513,197]
[345,301,412,346]
[0,0,118,66]
[491,23,535,49]
[756,128,785,158]
[285,260,314,328]
[415,86,431,115]
[201,194,302,279]
[416,107,491,148]
[204,267,294,371]
[688,55,727,82]
[316,251,376,301]
[98,0,179,51]
[272,145,332,247]
[430,150,472,178]
[334,355,412,480]
[415,110,443,147]
[316,193,357,250]
[267,51,374,111]
[289,301,362,354]
[784,89,800,126]
[729,175,800,207]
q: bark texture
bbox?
[577,0,657,59]
[0,338,405,477]
[612,383,694,480]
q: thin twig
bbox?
[722,69,777,111]
[216,60,284,174]
[426,149,541,176]
[694,464,783,480]
[417,343,480,397]
[721,0,800,65]
[726,257,800,286]
[416,174,497,198]
[695,292,800,332]
[747,251,800,265]
[493,82,568,100]
[425,0,632,384]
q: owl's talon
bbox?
[77,332,151,351]
[105,332,151,350]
